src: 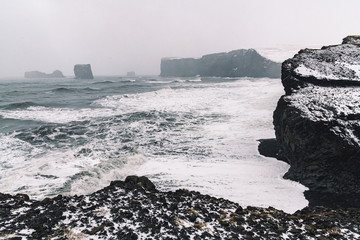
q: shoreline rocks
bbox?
[1,176,359,239]
[74,64,94,79]
[273,36,360,208]
[161,49,281,78]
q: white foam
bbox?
[130,78,308,213]
[0,132,147,199]
[0,106,116,124]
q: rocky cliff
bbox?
[161,58,200,77]
[74,64,94,79]
[273,36,360,208]
[160,49,281,78]
[1,176,359,239]
[24,70,65,78]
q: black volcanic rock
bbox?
[24,70,65,78]
[74,64,94,79]
[1,176,359,239]
[160,49,281,78]
[273,36,360,207]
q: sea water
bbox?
[1,44,310,213]
[0,75,308,213]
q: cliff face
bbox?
[160,49,281,78]
[24,70,65,78]
[273,36,360,201]
[74,64,94,79]
[161,58,200,77]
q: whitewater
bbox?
[0,49,309,213]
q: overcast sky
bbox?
[0,0,359,77]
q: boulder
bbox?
[74,64,94,79]
[160,49,281,78]
[24,70,65,78]
[273,36,360,206]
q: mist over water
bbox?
[0,75,307,213]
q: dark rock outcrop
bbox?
[161,58,200,77]
[1,176,359,239]
[273,36,360,208]
[160,49,281,78]
[24,70,65,78]
[74,64,94,79]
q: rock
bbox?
[126,71,136,77]
[273,36,360,208]
[24,70,65,78]
[74,64,94,79]
[160,49,281,78]
[1,175,360,239]
[123,175,157,192]
[257,138,288,163]
[160,57,200,77]
[342,35,360,45]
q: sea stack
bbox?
[24,70,65,78]
[273,36,360,208]
[160,49,281,78]
[126,71,136,77]
[74,64,94,79]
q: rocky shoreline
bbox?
[1,176,360,239]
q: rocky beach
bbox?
[1,176,359,239]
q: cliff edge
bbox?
[273,36,360,207]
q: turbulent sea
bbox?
[0,73,308,213]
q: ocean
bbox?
[0,48,310,213]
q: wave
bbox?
[60,153,146,196]
[0,106,115,123]
[82,87,100,92]
[51,87,75,93]
[93,80,116,84]
[2,101,41,110]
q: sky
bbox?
[0,0,359,77]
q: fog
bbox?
[0,0,359,77]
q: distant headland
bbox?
[24,70,65,78]
[160,49,281,78]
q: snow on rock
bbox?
[1,176,360,239]
[291,44,360,80]
[282,43,360,96]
